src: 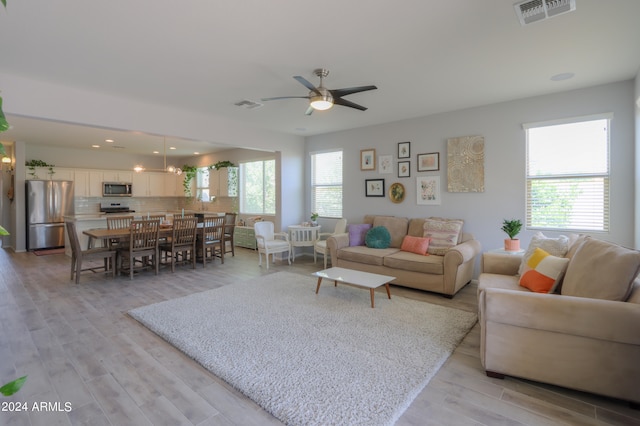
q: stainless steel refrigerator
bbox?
[26,180,74,250]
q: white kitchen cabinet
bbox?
[209,167,238,197]
[73,170,105,197]
[53,168,75,181]
[103,171,133,182]
[132,172,172,197]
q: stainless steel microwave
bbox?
[103,182,133,197]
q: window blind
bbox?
[311,150,343,218]
[525,117,610,232]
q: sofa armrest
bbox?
[483,288,640,345]
[442,238,482,294]
[481,252,522,275]
[327,233,349,266]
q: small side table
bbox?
[488,248,525,255]
[288,225,321,262]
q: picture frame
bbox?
[365,179,385,197]
[417,152,439,172]
[416,175,441,205]
[388,182,406,203]
[360,149,376,171]
[378,155,392,174]
[397,161,410,178]
[398,141,410,159]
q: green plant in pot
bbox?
[182,165,198,198]
[501,219,522,251]
[310,212,319,226]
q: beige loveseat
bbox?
[326,215,481,297]
[478,236,640,405]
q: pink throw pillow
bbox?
[400,235,430,255]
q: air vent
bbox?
[234,99,263,109]
[514,0,575,25]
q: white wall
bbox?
[635,70,640,248]
[306,81,636,257]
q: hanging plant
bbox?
[182,165,198,197]
[209,160,235,170]
[25,159,55,179]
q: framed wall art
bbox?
[416,175,441,205]
[417,152,439,172]
[388,182,406,203]
[378,155,392,174]
[365,179,385,197]
[398,141,410,159]
[360,149,376,171]
[398,161,410,178]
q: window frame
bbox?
[239,158,276,215]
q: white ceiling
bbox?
[0,0,639,156]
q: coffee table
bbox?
[312,267,395,308]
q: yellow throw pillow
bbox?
[519,247,570,293]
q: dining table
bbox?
[83,225,175,249]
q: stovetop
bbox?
[100,203,135,214]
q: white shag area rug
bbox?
[129,271,477,426]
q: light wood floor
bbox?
[1,246,639,426]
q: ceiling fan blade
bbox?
[333,97,368,111]
[305,105,314,116]
[293,76,321,96]
[330,85,378,98]
[261,96,309,101]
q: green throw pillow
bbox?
[365,226,391,249]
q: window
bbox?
[196,166,209,202]
[311,150,343,218]
[525,115,610,232]
[240,159,275,215]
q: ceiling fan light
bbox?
[310,95,333,111]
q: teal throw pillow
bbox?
[365,226,391,249]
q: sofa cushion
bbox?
[518,232,570,276]
[348,224,372,246]
[384,250,444,275]
[400,235,430,255]
[365,226,391,249]
[372,216,408,248]
[423,218,463,255]
[519,248,570,293]
[337,246,400,266]
[561,237,640,301]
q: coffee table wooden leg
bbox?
[315,277,322,294]
[385,283,391,299]
[370,288,375,308]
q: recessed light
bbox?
[550,72,575,81]
[91,145,100,148]
[169,146,176,150]
[105,139,114,143]
[153,150,160,154]
[193,152,200,155]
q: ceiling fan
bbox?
[261,68,377,115]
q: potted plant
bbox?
[310,212,319,226]
[501,219,522,251]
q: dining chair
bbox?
[254,221,291,269]
[106,215,134,249]
[199,216,226,267]
[224,212,237,256]
[118,219,161,280]
[314,218,347,269]
[66,221,117,284]
[159,217,198,272]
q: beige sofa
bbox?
[478,236,640,405]
[326,215,481,297]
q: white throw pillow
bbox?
[518,232,570,276]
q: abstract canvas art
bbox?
[447,135,485,192]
